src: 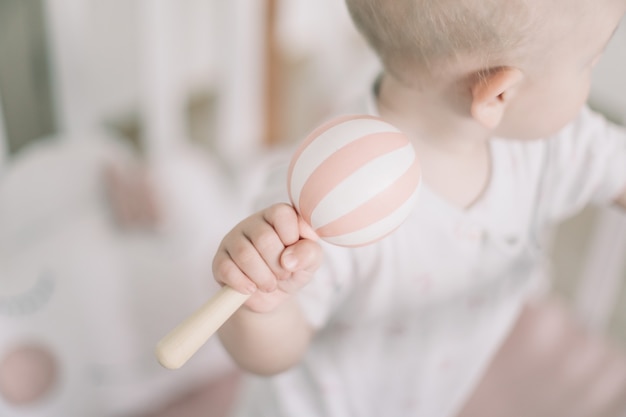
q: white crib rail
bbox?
[44,0,97,135]
[137,0,268,165]
[138,0,187,160]
[575,207,626,330]
[213,0,267,165]
[0,90,7,167]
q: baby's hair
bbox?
[345,0,539,80]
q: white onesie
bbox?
[230,86,626,417]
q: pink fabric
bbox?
[0,344,58,406]
[139,371,241,417]
[457,298,626,417]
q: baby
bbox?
[215,0,626,416]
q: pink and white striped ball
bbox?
[287,114,421,247]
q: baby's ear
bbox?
[469,67,524,129]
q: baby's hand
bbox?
[212,203,323,313]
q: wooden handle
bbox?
[155,286,250,369]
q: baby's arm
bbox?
[213,203,323,375]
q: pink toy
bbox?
[156,115,421,369]
[288,115,420,247]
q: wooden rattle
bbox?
[155,114,421,369]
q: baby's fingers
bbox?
[212,204,314,300]
[281,239,323,274]
[274,239,323,295]
[262,204,301,246]
[213,237,277,294]
[241,203,306,281]
[212,250,257,295]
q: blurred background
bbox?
[0,1,624,416]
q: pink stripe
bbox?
[298,132,411,224]
[287,114,384,204]
[316,157,421,238]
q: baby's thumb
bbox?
[280,239,323,273]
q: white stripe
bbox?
[323,187,420,246]
[310,143,415,228]
[290,118,400,207]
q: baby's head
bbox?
[346,0,538,80]
[346,0,625,140]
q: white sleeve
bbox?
[543,107,626,222]
[296,243,360,329]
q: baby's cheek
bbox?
[0,344,58,406]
